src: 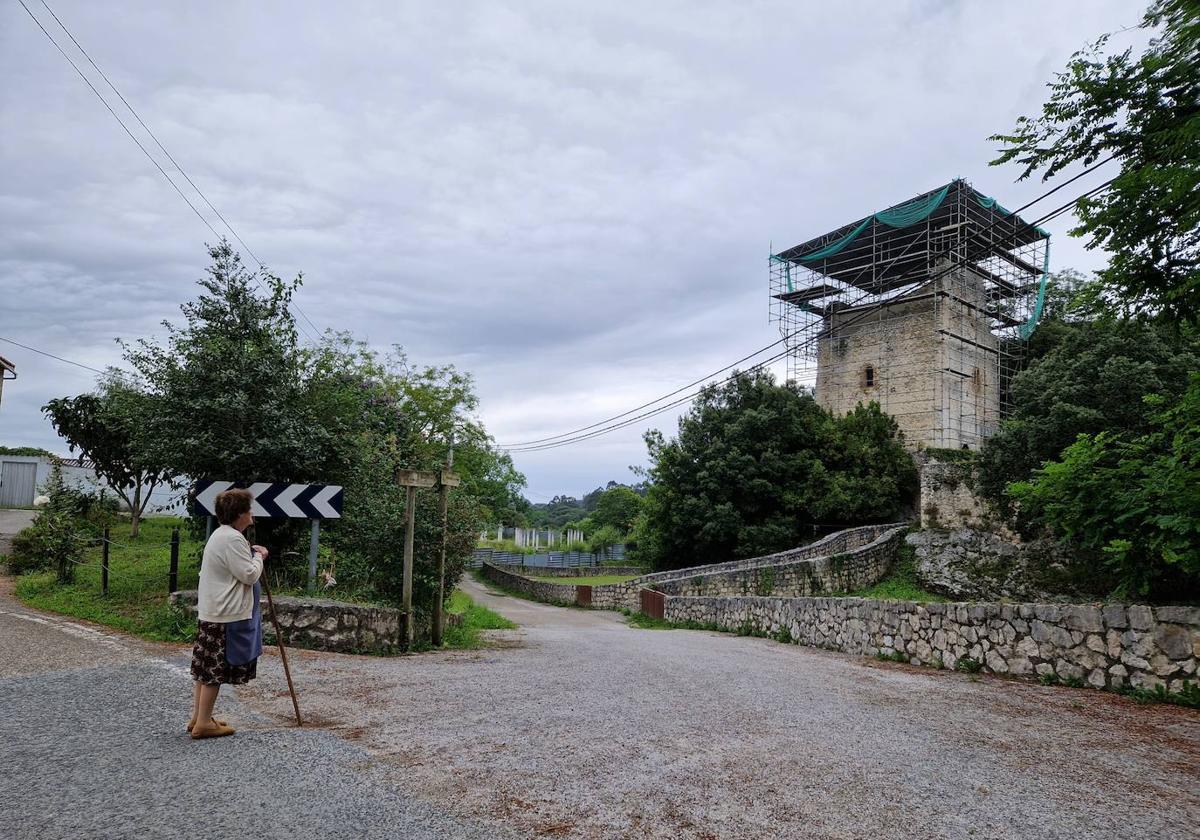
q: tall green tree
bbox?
[43,379,174,537]
[977,318,1199,513]
[991,0,1200,320]
[1009,375,1200,601]
[636,370,915,571]
[590,485,644,535]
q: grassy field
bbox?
[14,516,203,642]
[443,589,517,648]
[527,574,638,585]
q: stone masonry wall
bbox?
[480,562,579,606]
[654,527,907,599]
[170,590,402,655]
[664,595,1200,692]
[493,565,645,578]
[636,524,904,588]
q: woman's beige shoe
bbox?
[190,721,236,739]
[186,718,227,733]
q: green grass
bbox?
[442,589,518,649]
[843,543,947,603]
[526,574,638,585]
[14,516,203,642]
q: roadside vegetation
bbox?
[12,244,528,647]
[442,589,517,649]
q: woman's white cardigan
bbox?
[197,525,263,623]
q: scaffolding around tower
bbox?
[769,179,1050,451]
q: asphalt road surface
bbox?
[2,574,1197,840]
[0,579,514,840]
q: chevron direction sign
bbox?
[193,480,343,519]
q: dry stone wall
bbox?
[654,527,906,598]
[664,595,1200,692]
[480,563,579,606]
[495,565,645,578]
[170,590,402,654]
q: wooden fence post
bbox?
[101,527,110,597]
[169,527,180,594]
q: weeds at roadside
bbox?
[1114,680,1200,709]
[955,657,983,674]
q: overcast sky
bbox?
[1,0,1137,500]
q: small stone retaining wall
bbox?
[664,595,1200,692]
[653,527,906,598]
[170,590,402,655]
[480,563,580,606]
[495,565,645,578]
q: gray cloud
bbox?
[1,0,1136,496]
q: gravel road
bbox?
[0,581,514,840]
[235,575,1200,840]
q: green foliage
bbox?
[69,243,526,636]
[977,318,1198,515]
[955,657,983,674]
[772,626,793,644]
[590,486,644,534]
[0,446,55,457]
[442,589,517,649]
[876,650,909,664]
[847,541,948,603]
[756,567,776,596]
[991,1,1200,321]
[7,465,86,579]
[43,379,174,536]
[624,612,675,630]
[635,370,916,571]
[1008,374,1200,601]
[1115,680,1200,709]
[586,524,623,555]
[14,517,204,641]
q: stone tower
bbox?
[770,179,1049,452]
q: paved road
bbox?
[0,508,36,555]
[237,575,1200,840]
[0,580,514,840]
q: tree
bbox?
[43,379,174,537]
[977,317,1198,513]
[991,0,1200,321]
[590,486,644,535]
[1009,374,1200,601]
[636,370,915,571]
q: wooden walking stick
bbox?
[260,565,303,727]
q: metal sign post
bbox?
[307,520,321,593]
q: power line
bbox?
[0,335,139,384]
[503,174,1118,454]
[21,0,325,345]
[498,160,1116,451]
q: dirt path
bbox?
[235,575,1200,840]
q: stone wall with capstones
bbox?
[170,590,403,655]
[663,595,1199,693]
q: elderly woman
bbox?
[189,488,269,739]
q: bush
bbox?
[8,511,85,580]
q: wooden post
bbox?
[433,435,455,648]
[169,527,180,594]
[101,527,110,597]
[402,485,416,650]
[261,570,302,727]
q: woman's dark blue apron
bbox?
[224,580,263,666]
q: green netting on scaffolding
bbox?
[1019,241,1052,340]
[793,183,952,263]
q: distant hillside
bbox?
[525,480,645,528]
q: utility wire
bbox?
[503,175,1117,454]
[499,159,1115,449]
[21,0,324,345]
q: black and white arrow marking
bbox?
[193,480,343,519]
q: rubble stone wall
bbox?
[664,595,1199,692]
